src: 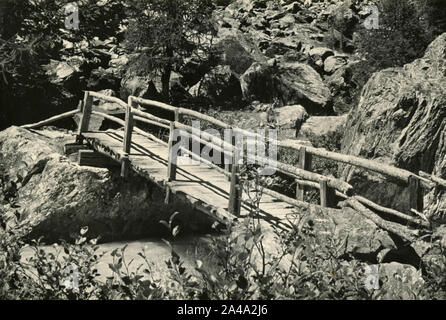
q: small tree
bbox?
[125,0,217,101]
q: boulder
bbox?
[412,225,446,275]
[44,57,85,85]
[240,61,332,112]
[213,32,267,75]
[275,61,332,112]
[0,127,210,242]
[272,104,308,129]
[301,205,396,260]
[340,33,446,216]
[278,13,296,29]
[120,74,160,101]
[309,47,334,63]
[300,115,347,138]
[324,55,347,74]
[189,65,243,107]
[240,62,277,103]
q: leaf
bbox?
[169,211,180,225]
[80,226,88,235]
[159,220,170,231]
[196,259,203,269]
[121,276,132,286]
[172,225,180,237]
[236,275,249,290]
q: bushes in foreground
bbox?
[0,166,445,300]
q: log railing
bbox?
[20,91,444,226]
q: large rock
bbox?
[301,205,396,260]
[0,127,209,242]
[272,104,308,129]
[189,65,243,107]
[324,55,348,74]
[275,61,332,113]
[300,115,347,138]
[213,32,267,76]
[240,62,277,103]
[308,47,334,70]
[240,61,332,112]
[341,33,446,217]
[120,73,161,101]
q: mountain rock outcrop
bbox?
[341,33,446,222]
[0,127,209,242]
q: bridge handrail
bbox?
[19,91,441,224]
[88,91,128,109]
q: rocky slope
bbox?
[341,32,446,224]
[0,127,211,242]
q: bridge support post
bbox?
[76,91,93,144]
[409,175,423,214]
[296,147,312,201]
[121,99,134,178]
[319,179,336,208]
[228,131,242,216]
[224,129,233,181]
[167,122,178,181]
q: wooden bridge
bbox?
[22,91,446,236]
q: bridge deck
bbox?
[82,129,298,228]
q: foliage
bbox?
[354,0,435,70]
[0,0,126,130]
[124,0,217,100]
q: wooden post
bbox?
[77,99,83,112]
[225,128,232,181]
[76,91,93,143]
[121,101,134,178]
[296,147,312,201]
[319,179,336,208]
[164,186,171,205]
[228,131,241,216]
[167,122,178,181]
[409,175,423,214]
[174,108,180,123]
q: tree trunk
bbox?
[161,47,174,102]
[161,66,172,102]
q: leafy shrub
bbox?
[354,0,435,70]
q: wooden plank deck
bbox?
[82,129,300,229]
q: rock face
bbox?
[300,115,347,138]
[272,104,308,129]
[275,61,332,112]
[341,33,446,219]
[0,127,210,242]
[301,205,396,261]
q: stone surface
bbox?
[240,62,276,103]
[273,104,308,129]
[275,61,332,112]
[0,127,210,242]
[324,55,347,74]
[189,65,243,106]
[341,33,446,216]
[300,115,347,138]
[300,205,396,260]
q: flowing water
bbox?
[21,235,213,283]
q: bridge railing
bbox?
[21,90,445,227]
[124,95,442,224]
